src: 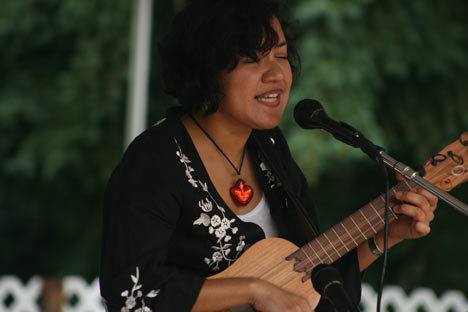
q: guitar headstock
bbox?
[423,132,468,191]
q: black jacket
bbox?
[99,107,361,312]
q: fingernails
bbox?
[416,222,431,235]
[422,224,431,234]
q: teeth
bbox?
[256,93,279,102]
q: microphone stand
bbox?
[296,98,468,311]
[321,120,468,312]
[326,121,468,216]
[312,265,360,312]
[378,151,468,216]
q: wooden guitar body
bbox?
[208,237,321,311]
[206,133,467,312]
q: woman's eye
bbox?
[244,58,259,64]
[277,56,289,60]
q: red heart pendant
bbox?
[230,179,253,206]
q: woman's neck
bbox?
[188,110,252,160]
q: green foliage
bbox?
[0,0,466,293]
[284,0,467,179]
[281,0,468,292]
[0,0,131,277]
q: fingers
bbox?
[395,190,431,211]
[287,293,312,312]
[414,221,431,236]
[416,188,438,208]
[253,280,314,312]
[395,187,438,210]
[395,173,404,182]
[395,190,436,220]
[394,204,432,222]
[393,188,438,239]
[394,173,438,209]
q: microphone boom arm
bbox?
[333,128,468,216]
[293,98,468,216]
[379,151,468,216]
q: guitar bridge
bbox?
[286,248,316,282]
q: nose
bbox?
[262,60,284,83]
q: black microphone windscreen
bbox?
[312,264,360,312]
[293,99,326,129]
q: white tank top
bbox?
[237,195,278,238]
[232,195,278,312]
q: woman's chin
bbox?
[252,115,283,130]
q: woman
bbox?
[99,1,437,311]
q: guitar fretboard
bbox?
[290,179,417,277]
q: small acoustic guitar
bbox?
[208,133,468,311]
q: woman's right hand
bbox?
[249,278,314,312]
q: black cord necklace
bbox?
[189,114,254,206]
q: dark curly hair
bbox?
[158,0,300,114]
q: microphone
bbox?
[312,264,360,312]
[294,99,382,162]
[293,99,339,131]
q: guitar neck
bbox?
[298,178,417,270]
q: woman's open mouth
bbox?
[255,90,282,107]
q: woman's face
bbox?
[217,17,293,130]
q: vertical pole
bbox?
[42,278,64,312]
[124,0,153,148]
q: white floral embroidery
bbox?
[198,198,213,212]
[120,267,160,312]
[260,162,281,188]
[175,138,247,270]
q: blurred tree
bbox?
[0,0,466,295]
[0,0,132,278]
[282,0,468,293]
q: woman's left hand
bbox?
[358,180,439,271]
[388,187,438,242]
